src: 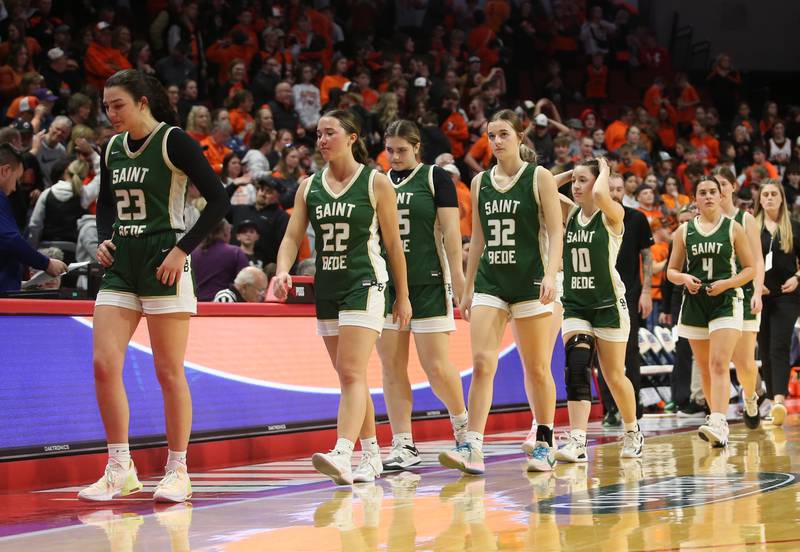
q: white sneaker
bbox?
[386,471,422,500]
[153,466,192,503]
[554,431,588,463]
[438,443,485,475]
[382,439,422,471]
[78,462,143,502]
[312,449,354,485]
[352,450,383,483]
[770,403,787,426]
[521,426,537,454]
[698,416,729,447]
[526,442,556,472]
[453,420,469,446]
[743,393,760,429]
[620,428,644,458]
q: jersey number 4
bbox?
[702,258,713,280]
[115,189,147,221]
[487,219,515,247]
[321,222,350,252]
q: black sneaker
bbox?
[677,400,707,418]
[602,410,622,428]
[742,393,761,430]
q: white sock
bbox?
[570,429,587,445]
[360,437,379,453]
[709,412,727,425]
[393,432,413,446]
[531,418,537,429]
[107,443,130,470]
[450,411,468,429]
[166,450,187,472]
[334,438,355,457]
[465,431,483,450]
[624,422,638,433]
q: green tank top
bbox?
[106,122,187,238]
[474,162,547,299]
[389,164,449,286]
[563,207,626,308]
[732,210,753,294]
[683,215,737,295]
[305,164,388,299]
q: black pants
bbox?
[758,294,800,398]
[670,337,694,406]
[599,291,642,418]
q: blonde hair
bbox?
[489,109,537,163]
[754,179,793,254]
[375,92,399,132]
[186,105,210,133]
[65,158,89,197]
[66,124,96,155]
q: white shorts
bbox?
[562,300,631,343]
[742,311,761,333]
[94,275,197,315]
[316,285,386,336]
[383,310,456,333]
[677,308,743,340]
[472,292,554,320]
[555,272,564,305]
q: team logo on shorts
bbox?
[534,472,798,514]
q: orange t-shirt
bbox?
[619,158,649,180]
[320,74,348,106]
[585,64,608,99]
[661,193,690,230]
[467,133,493,169]
[361,88,379,110]
[677,84,699,124]
[200,136,232,175]
[744,162,779,186]
[229,108,254,139]
[205,41,258,82]
[83,42,132,91]
[441,112,469,159]
[605,120,629,152]
[649,241,670,301]
[643,85,662,117]
[455,180,472,238]
[376,150,390,172]
[690,135,720,166]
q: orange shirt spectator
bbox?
[676,78,700,124]
[605,119,630,152]
[690,132,720,166]
[376,150,390,172]
[320,73,348,106]
[485,0,511,32]
[205,39,258,83]
[744,161,779,184]
[84,24,132,91]
[229,108,255,140]
[643,83,664,117]
[466,132,493,172]
[649,241,670,301]
[585,60,608,100]
[443,164,472,238]
[656,105,678,150]
[200,135,233,175]
[361,88,379,110]
[619,157,649,180]
[441,110,469,159]
[285,207,312,261]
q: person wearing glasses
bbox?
[213,266,269,302]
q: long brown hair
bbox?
[320,109,369,164]
[754,179,793,254]
[489,109,537,163]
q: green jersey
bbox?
[388,164,449,285]
[305,164,388,299]
[732,210,753,295]
[474,162,548,299]
[105,122,187,238]
[683,215,737,293]
[563,208,626,309]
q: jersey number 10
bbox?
[571,247,591,273]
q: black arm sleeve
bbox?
[166,129,231,254]
[97,143,116,242]
[431,166,459,208]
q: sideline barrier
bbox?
[1,299,570,464]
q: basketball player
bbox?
[558,158,645,462]
[274,110,411,485]
[714,167,764,429]
[79,69,230,502]
[667,178,755,446]
[376,119,469,472]
[439,109,564,475]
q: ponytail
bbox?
[352,137,369,165]
[105,69,178,126]
[66,159,89,197]
[519,144,537,163]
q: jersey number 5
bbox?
[115,189,147,221]
[487,219,515,247]
[321,222,350,252]
[397,208,411,237]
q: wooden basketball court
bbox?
[0,408,797,551]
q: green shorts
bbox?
[96,232,196,315]
[741,285,760,332]
[562,296,630,342]
[384,283,455,333]
[316,284,387,336]
[677,291,743,340]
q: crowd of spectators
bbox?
[1,0,799,320]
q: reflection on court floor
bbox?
[1,412,798,551]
